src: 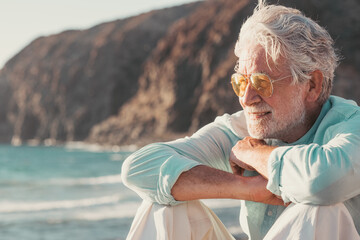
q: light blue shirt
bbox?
[122,96,360,239]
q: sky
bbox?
[0,0,199,68]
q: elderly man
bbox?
[122,1,360,239]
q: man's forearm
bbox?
[171,165,248,201]
[171,165,284,205]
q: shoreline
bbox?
[9,137,138,153]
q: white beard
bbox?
[245,95,306,141]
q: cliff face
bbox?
[0,3,200,144]
[0,0,359,146]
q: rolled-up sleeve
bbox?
[121,114,241,205]
[121,143,200,205]
[267,114,360,205]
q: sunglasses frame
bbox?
[231,72,290,98]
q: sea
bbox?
[0,143,244,240]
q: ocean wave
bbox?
[0,174,123,187]
[48,174,123,186]
[0,194,123,213]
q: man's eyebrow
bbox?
[234,58,254,72]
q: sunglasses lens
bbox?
[231,74,247,97]
[251,74,272,97]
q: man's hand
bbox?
[230,137,276,178]
[246,175,285,205]
[229,137,286,205]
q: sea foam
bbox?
[0,194,123,213]
[48,174,123,186]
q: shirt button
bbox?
[267,210,273,216]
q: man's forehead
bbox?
[236,46,287,76]
[237,45,265,61]
[237,46,270,72]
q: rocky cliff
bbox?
[0,0,359,147]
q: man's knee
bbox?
[264,203,360,240]
[127,200,235,240]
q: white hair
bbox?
[234,0,340,104]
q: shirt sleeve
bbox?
[267,114,360,205]
[121,114,241,205]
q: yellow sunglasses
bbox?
[231,72,290,98]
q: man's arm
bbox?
[171,165,284,205]
[230,116,360,205]
[267,135,360,205]
[122,114,241,205]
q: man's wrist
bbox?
[250,145,277,179]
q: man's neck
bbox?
[284,103,323,143]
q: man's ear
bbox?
[306,70,323,103]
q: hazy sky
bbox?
[0,0,199,68]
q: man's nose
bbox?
[240,82,262,106]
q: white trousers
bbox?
[264,203,360,240]
[126,200,360,240]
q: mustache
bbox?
[244,103,272,113]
